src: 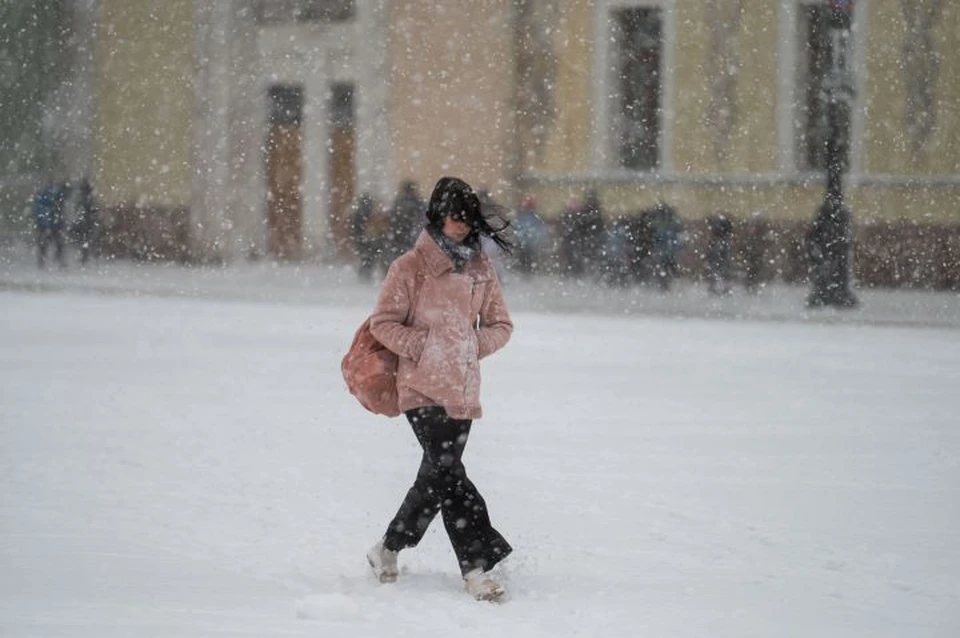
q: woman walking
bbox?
[365,176,514,601]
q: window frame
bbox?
[777,0,867,177]
[592,0,675,176]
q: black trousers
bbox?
[382,406,511,574]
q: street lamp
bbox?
[806,0,858,308]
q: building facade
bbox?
[85,0,518,263]
[16,0,957,285]
[520,0,959,227]
[517,0,960,287]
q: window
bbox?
[268,85,304,126]
[330,83,354,129]
[611,6,662,171]
[795,2,831,171]
[255,0,354,25]
[779,0,861,175]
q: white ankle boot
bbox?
[463,568,505,601]
[366,539,398,583]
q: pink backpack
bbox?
[341,257,424,417]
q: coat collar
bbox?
[414,229,453,276]
[413,229,488,278]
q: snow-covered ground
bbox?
[1,256,959,637]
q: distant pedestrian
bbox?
[577,189,606,276]
[601,215,632,287]
[34,181,68,269]
[70,178,98,265]
[558,196,582,276]
[706,213,734,295]
[387,180,426,263]
[743,212,772,293]
[512,194,546,277]
[350,192,382,281]
[649,203,684,291]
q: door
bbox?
[266,85,303,260]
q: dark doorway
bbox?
[266,84,304,260]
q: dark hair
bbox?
[426,176,513,253]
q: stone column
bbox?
[355,0,392,202]
[225,0,265,261]
[193,0,262,262]
[192,0,230,261]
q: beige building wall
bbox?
[85,0,958,262]
[525,0,958,225]
[724,2,779,175]
[864,0,960,177]
[95,0,193,208]
[534,1,592,175]
[387,0,516,198]
[532,1,782,178]
[672,2,716,175]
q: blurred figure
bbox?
[557,195,582,277]
[557,191,605,278]
[387,180,426,263]
[511,194,546,277]
[600,215,633,287]
[70,178,99,265]
[33,181,68,269]
[706,213,734,295]
[648,203,684,291]
[628,210,655,284]
[578,189,606,277]
[367,203,393,276]
[350,192,383,281]
[743,211,772,293]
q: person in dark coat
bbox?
[350,192,381,280]
[387,180,426,263]
[576,189,606,277]
[558,195,582,276]
[601,215,632,287]
[743,212,772,293]
[512,195,546,277]
[34,181,68,269]
[70,178,98,265]
[649,203,684,291]
[706,213,734,295]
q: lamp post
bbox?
[806,0,858,308]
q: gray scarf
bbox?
[427,225,479,273]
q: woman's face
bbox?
[441,214,472,242]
